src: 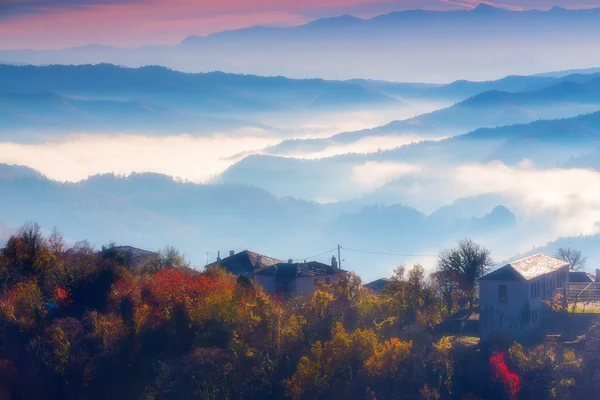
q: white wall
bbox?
[480,280,532,340]
[479,266,570,340]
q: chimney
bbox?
[301,260,309,277]
[217,251,221,262]
[596,268,600,283]
[288,258,293,264]
[229,250,234,257]
[331,255,338,269]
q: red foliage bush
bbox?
[53,285,71,306]
[489,352,521,400]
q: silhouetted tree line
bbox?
[0,223,598,400]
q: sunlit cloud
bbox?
[0,102,447,183]
[453,162,600,236]
[0,130,279,182]
[351,160,600,241]
[262,101,451,140]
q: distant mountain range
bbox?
[220,110,600,203]
[2,6,600,81]
[0,164,518,279]
[0,64,398,111]
[0,92,260,138]
[5,64,600,140]
[0,64,402,137]
[269,74,600,156]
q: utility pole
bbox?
[338,245,342,271]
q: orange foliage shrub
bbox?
[0,280,46,331]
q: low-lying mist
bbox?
[353,160,600,243]
[0,100,449,182]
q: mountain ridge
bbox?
[4,7,600,81]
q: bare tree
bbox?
[48,227,65,258]
[555,248,587,271]
[16,221,47,274]
[438,239,494,309]
[18,221,45,258]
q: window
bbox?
[314,279,319,287]
[531,283,534,299]
[325,277,331,285]
[499,285,508,304]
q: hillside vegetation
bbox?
[1,223,599,400]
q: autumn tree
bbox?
[509,342,582,400]
[2,222,49,278]
[438,239,494,309]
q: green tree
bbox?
[144,246,188,272]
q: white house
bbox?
[479,253,570,340]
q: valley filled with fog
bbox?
[2,6,600,281]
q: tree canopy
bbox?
[437,239,494,309]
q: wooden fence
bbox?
[556,283,600,312]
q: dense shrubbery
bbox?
[0,223,599,400]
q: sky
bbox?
[2,0,600,49]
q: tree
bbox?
[431,270,457,318]
[437,239,494,309]
[555,248,587,271]
[1,222,48,277]
[150,246,187,271]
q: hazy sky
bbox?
[2,0,600,49]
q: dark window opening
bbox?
[499,285,508,304]
[531,283,534,299]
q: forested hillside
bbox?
[1,223,599,400]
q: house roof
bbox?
[569,270,596,283]
[364,278,392,291]
[99,245,158,269]
[113,246,157,259]
[479,253,569,282]
[255,261,342,279]
[206,250,282,276]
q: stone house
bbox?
[479,253,570,340]
[207,250,345,295]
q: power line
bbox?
[342,247,439,257]
[292,247,338,262]
[342,246,520,258]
